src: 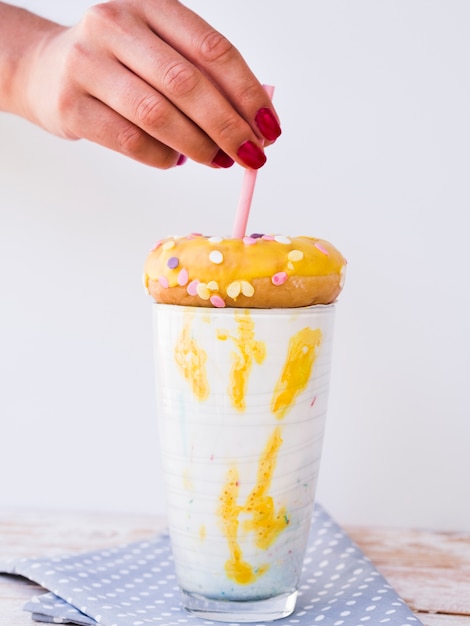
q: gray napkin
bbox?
[1,504,423,626]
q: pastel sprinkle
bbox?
[288,249,304,262]
[167,256,179,269]
[227,281,241,299]
[207,280,219,291]
[208,236,224,243]
[240,280,255,297]
[162,240,175,251]
[287,261,294,271]
[209,250,224,264]
[187,280,199,296]
[150,239,163,251]
[158,276,169,288]
[243,236,257,245]
[262,235,275,241]
[274,235,292,244]
[315,242,329,256]
[196,283,211,300]
[177,268,189,286]
[250,233,264,239]
[272,272,288,286]
[210,295,226,308]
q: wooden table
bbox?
[1,509,469,626]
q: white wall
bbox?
[1,1,469,532]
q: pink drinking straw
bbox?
[232,84,275,238]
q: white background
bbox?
[1,1,469,532]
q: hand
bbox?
[12,0,281,169]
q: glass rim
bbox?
[152,302,336,315]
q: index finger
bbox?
[146,0,282,143]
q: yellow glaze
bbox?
[271,327,323,419]
[174,315,209,401]
[218,426,288,585]
[217,311,266,411]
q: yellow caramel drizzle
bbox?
[174,317,209,401]
[217,311,266,411]
[271,327,323,419]
[242,426,289,549]
[199,524,206,542]
[218,426,288,585]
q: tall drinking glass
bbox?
[153,303,336,622]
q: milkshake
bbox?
[144,234,346,621]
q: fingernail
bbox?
[176,154,187,166]
[212,149,235,168]
[255,107,282,141]
[237,141,267,169]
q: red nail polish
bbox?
[255,107,282,141]
[212,149,235,168]
[176,154,187,166]
[237,141,267,169]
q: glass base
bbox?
[181,589,298,623]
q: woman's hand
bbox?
[0,0,281,169]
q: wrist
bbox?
[0,3,63,121]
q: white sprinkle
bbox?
[209,250,224,264]
[274,235,292,244]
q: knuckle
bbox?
[81,2,123,30]
[238,81,263,107]
[215,115,244,142]
[198,30,236,65]
[76,2,129,43]
[115,124,147,157]
[161,60,200,98]
[133,94,166,129]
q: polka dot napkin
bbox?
[0,504,423,626]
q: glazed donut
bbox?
[143,234,346,308]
